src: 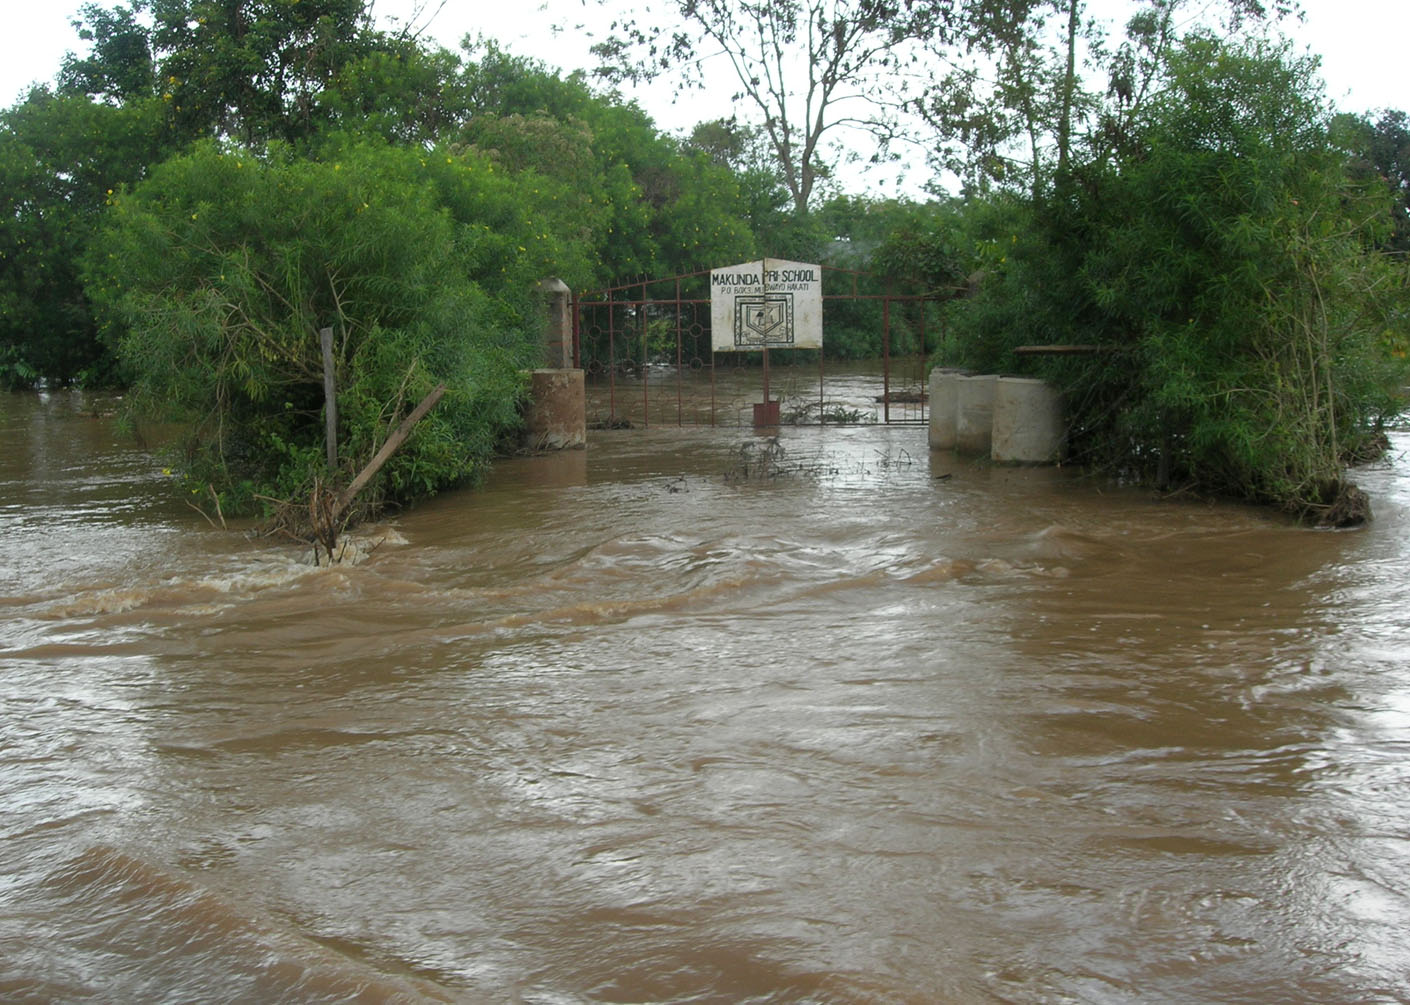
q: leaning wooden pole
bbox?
[333,383,446,520]
[320,327,337,471]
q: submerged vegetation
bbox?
[930,34,1409,523]
[1,0,1406,525]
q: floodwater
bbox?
[2,389,1409,1004]
[583,356,931,428]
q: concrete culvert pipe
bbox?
[928,368,964,450]
[991,376,1065,464]
[955,374,998,456]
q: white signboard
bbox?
[710,258,823,352]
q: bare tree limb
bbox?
[333,383,446,519]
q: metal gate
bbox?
[573,264,948,428]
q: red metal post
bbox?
[882,297,892,424]
[918,299,928,424]
[608,303,617,426]
[675,276,684,426]
[571,292,581,369]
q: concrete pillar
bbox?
[955,374,998,456]
[525,278,585,450]
[991,377,1065,463]
[523,369,586,450]
[928,368,963,449]
[538,277,574,369]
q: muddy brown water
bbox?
[2,389,1409,1004]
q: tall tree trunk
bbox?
[1056,0,1080,179]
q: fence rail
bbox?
[573,265,951,427]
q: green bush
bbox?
[0,90,172,386]
[83,137,552,513]
[946,34,1409,520]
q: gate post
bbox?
[523,278,586,450]
[538,277,574,369]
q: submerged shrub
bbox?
[84,137,554,513]
[947,35,1409,521]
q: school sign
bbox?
[710,258,823,352]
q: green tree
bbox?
[686,117,793,231]
[950,34,1407,522]
[82,137,557,512]
[917,0,1298,198]
[319,38,761,284]
[0,88,171,386]
[163,0,371,142]
[58,0,398,144]
[452,45,757,284]
[592,0,955,215]
[59,1,157,103]
[1338,108,1410,254]
[315,38,469,144]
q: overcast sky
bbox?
[3,0,1405,196]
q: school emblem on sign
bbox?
[710,258,823,352]
[735,294,793,346]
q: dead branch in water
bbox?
[256,480,349,565]
[724,436,789,482]
[723,437,841,482]
[334,384,446,517]
[185,500,219,529]
[258,384,446,563]
[308,477,342,565]
[183,483,229,531]
[208,483,227,530]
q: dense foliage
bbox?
[938,35,1409,520]
[0,90,172,386]
[4,2,760,513]
[3,0,1406,523]
[83,138,568,511]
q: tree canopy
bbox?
[593,0,966,214]
[82,137,558,510]
[934,33,1407,521]
[1,0,1405,524]
[4,0,763,514]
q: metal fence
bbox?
[573,265,949,428]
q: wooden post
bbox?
[333,384,446,518]
[320,327,337,471]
